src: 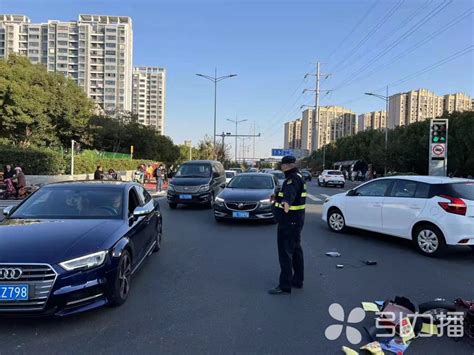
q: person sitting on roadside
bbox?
[94,166,104,180]
[13,167,26,198]
[108,168,118,180]
[3,164,15,180]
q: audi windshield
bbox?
[227,175,274,189]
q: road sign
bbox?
[271,149,293,157]
[431,144,445,158]
[428,119,448,176]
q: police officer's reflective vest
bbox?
[274,172,307,211]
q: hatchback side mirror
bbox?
[3,205,14,216]
[346,189,357,196]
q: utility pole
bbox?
[304,61,331,170]
[184,140,192,160]
[196,70,237,159]
[217,132,261,164]
[252,121,256,165]
[227,118,248,162]
[70,139,75,178]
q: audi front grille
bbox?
[0,264,57,312]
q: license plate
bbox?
[233,211,249,218]
[179,194,192,200]
[0,284,29,301]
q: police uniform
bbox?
[270,156,306,294]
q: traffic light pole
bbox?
[428,118,448,176]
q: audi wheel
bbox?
[110,250,132,307]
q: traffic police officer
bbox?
[269,155,307,295]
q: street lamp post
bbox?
[227,118,248,162]
[196,70,237,158]
[365,86,389,176]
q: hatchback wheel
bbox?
[413,224,446,257]
[327,209,346,233]
[110,250,132,306]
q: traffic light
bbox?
[431,121,447,143]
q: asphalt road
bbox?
[0,181,473,354]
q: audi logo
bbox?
[238,203,245,209]
[0,268,23,280]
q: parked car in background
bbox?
[268,170,285,187]
[322,176,474,257]
[301,170,312,181]
[318,170,345,188]
[246,168,259,173]
[228,168,243,175]
[225,170,237,184]
[0,181,163,316]
[214,173,278,222]
[167,160,226,209]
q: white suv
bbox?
[318,170,345,188]
[322,176,474,257]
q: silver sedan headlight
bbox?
[59,251,107,271]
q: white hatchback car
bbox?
[322,176,474,257]
[318,170,345,188]
[225,170,237,184]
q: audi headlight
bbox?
[199,184,210,192]
[260,198,273,206]
[215,196,225,205]
[59,251,107,271]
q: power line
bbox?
[326,0,381,61]
[335,7,473,90]
[332,0,453,91]
[331,0,404,73]
[336,0,433,74]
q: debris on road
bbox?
[360,341,383,354]
[336,264,344,268]
[326,251,341,257]
[361,302,380,312]
[364,260,377,266]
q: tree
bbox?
[0,55,94,147]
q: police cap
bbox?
[281,155,296,164]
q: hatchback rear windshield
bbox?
[432,182,474,200]
[327,171,343,175]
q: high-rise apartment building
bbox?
[283,118,302,150]
[388,89,472,128]
[132,67,166,134]
[301,108,314,151]
[357,111,386,132]
[0,14,133,114]
[313,106,356,150]
[444,92,471,113]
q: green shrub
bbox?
[0,145,66,174]
[67,151,153,174]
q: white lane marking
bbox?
[307,194,322,202]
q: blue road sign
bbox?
[271,149,293,157]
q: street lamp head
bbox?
[364,92,374,96]
[229,74,237,78]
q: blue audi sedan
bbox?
[0,181,162,316]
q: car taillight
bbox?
[438,195,467,216]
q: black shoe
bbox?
[268,286,291,295]
[292,282,303,289]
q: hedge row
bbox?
[0,146,153,175]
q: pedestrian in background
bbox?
[13,167,26,198]
[269,155,306,295]
[3,165,14,180]
[94,166,104,180]
[154,164,165,192]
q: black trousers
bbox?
[277,222,304,291]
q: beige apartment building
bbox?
[0,14,134,114]
[132,67,166,134]
[301,108,314,151]
[313,106,356,150]
[283,118,302,150]
[388,89,472,128]
[444,92,472,113]
[358,111,386,132]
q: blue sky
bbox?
[1,0,473,159]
